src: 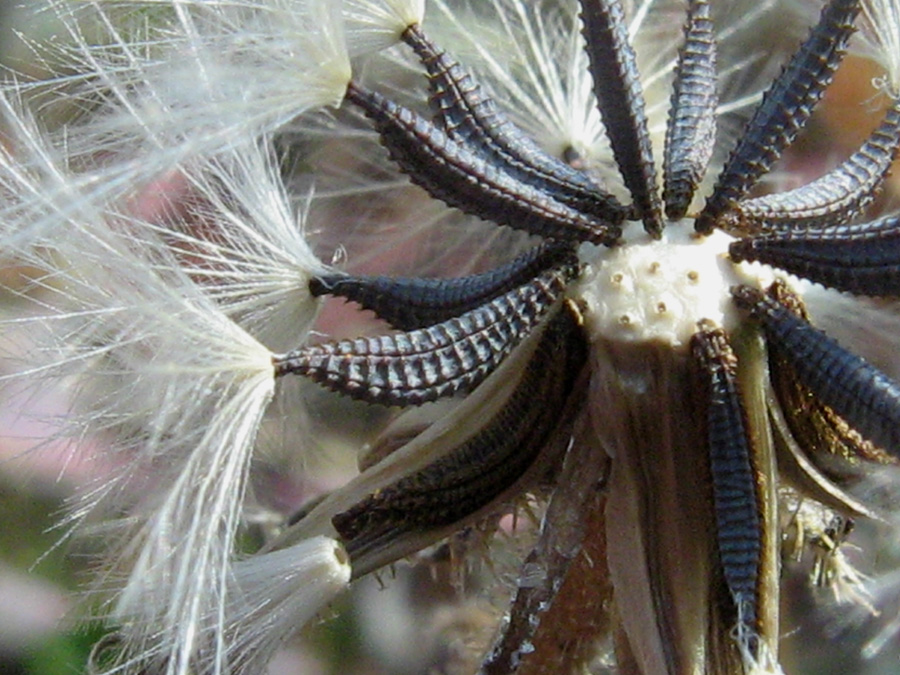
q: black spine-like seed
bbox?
[764,284,895,469]
[402,24,627,224]
[332,302,588,562]
[401,23,498,145]
[579,0,664,236]
[732,284,900,456]
[730,102,900,233]
[345,81,620,246]
[729,215,900,297]
[273,260,579,406]
[691,321,762,636]
[310,241,577,330]
[663,0,718,220]
[696,0,861,234]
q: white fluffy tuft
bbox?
[145,139,327,351]
[223,537,351,673]
[859,0,900,96]
[8,0,351,225]
[343,0,426,55]
[0,82,330,672]
[10,228,280,672]
[736,639,785,675]
[10,229,279,674]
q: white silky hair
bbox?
[0,85,131,253]
[5,0,351,235]
[858,0,900,96]
[0,84,325,673]
[5,228,280,674]
[143,138,328,351]
[0,1,433,671]
[222,537,351,673]
[343,0,425,55]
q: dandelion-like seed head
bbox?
[6,0,900,673]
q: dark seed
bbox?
[696,0,861,234]
[332,302,589,563]
[345,81,621,245]
[732,102,900,233]
[402,24,628,224]
[310,241,577,330]
[691,320,763,636]
[729,214,900,297]
[663,0,718,220]
[579,0,664,235]
[274,259,579,406]
[732,283,900,456]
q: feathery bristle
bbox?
[10,0,351,225]
[859,0,900,95]
[0,95,316,672]
[148,139,327,351]
[10,228,279,675]
[222,537,351,673]
[343,0,426,54]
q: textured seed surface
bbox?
[579,0,663,235]
[345,81,621,245]
[696,0,861,234]
[332,304,588,560]
[274,261,578,406]
[729,215,900,297]
[691,321,763,634]
[733,283,900,456]
[310,242,577,330]
[765,285,895,469]
[663,0,717,220]
[731,103,900,232]
[403,24,627,224]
